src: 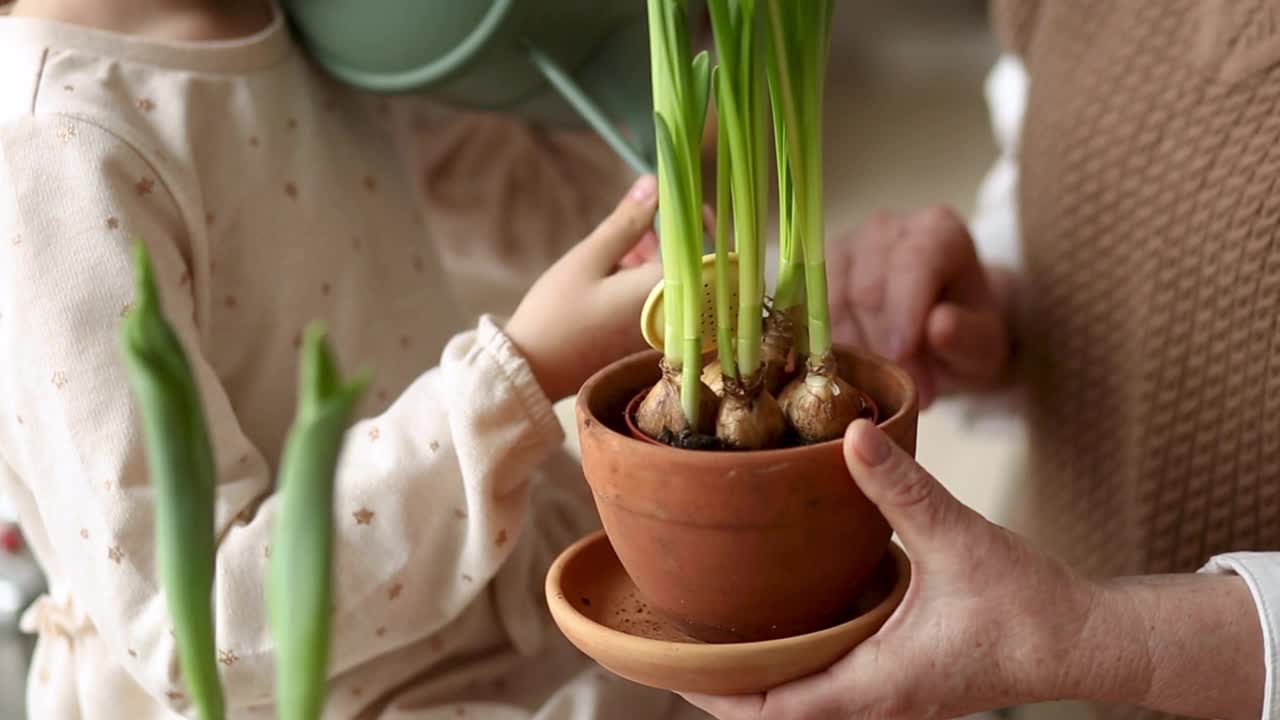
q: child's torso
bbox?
[0,14,462,463]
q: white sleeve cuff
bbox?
[1201,552,1280,720]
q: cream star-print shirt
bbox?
[0,10,702,720]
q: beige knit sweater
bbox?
[991,1,1280,718]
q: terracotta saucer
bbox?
[545,530,910,695]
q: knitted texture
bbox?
[992,2,1280,718]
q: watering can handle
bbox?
[526,44,655,176]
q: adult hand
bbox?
[682,418,1098,719]
[681,420,1266,720]
[827,207,1016,408]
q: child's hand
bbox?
[827,206,1015,408]
[507,175,663,403]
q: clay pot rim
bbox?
[545,529,912,653]
[579,347,917,459]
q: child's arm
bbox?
[0,114,658,713]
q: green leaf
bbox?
[269,324,369,720]
[690,50,713,146]
[119,242,225,720]
[653,112,694,255]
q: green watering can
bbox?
[282,0,686,176]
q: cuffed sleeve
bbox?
[1201,552,1280,720]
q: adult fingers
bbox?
[844,420,980,558]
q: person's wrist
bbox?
[504,322,570,403]
[1044,576,1154,709]
[527,353,574,404]
[525,356,570,404]
[1006,569,1118,706]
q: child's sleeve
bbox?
[0,115,566,713]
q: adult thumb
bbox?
[842,419,975,557]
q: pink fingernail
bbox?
[630,175,657,203]
[851,421,891,467]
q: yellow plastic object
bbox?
[641,253,739,353]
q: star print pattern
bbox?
[0,38,610,718]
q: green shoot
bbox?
[269,324,369,720]
[767,55,803,318]
[708,0,769,380]
[711,68,738,380]
[120,243,225,720]
[122,243,367,719]
[648,0,712,425]
[764,0,836,363]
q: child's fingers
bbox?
[599,261,663,310]
[618,230,659,268]
[576,175,659,274]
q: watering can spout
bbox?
[526,23,657,176]
[527,48,654,176]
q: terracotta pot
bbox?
[576,346,918,642]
